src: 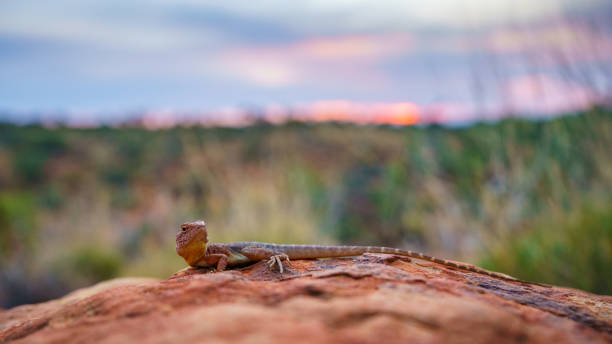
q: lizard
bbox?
[175,220,519,281]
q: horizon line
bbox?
[0,100,608,129]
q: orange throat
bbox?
[176,231,208,266]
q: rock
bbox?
[0,254,610,343]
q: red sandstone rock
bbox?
[1,254,610,343]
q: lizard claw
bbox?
[266,254,291,273]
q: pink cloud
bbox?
[419,102,479,124]
[483,22,612,63]
[141,109,179,129]
[503,75,597,115]
[138,107,251,129]
[212,33,413,87]
[418,21,612,65]
[291,34,413,60]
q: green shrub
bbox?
[53,247,123,287]
[480,203,612,294]
[0,192,38,263]
[39,185,64,209]
[10,127,67,184]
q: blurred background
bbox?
[0,1,611,308]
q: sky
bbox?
[0,0,610,124]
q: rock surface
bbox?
[1,254,610,343]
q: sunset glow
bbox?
[293,101,420,126]
[0,0,609,123]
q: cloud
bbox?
[211,33,413,87]
[0,0,608,113]
[180,0,604,33]
[503,75,597,115]
[2,0,604,50]
[0,2,224,52]
[418,102,479,124]
[483,23,612,62]
[140,107,250,128]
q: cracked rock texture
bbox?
[1,254,610,343]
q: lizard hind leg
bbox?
[267,254,290,273]
[241,246,291,273]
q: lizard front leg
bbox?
[240,247,291,273]
[195,253,229,271]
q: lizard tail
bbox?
[268,244,521,283]
[365,246,520,282]
[305,245,519,282]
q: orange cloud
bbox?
[292,100,420,126]
[371,102,420,126]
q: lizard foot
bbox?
[267,254,291,273]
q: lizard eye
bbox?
[181,227,187,231]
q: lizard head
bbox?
[176,220,208,266]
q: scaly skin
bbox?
[176,220,520,281]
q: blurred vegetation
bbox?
[53,246,123,287]
[481,203,611,294]
[0,108,610,307]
